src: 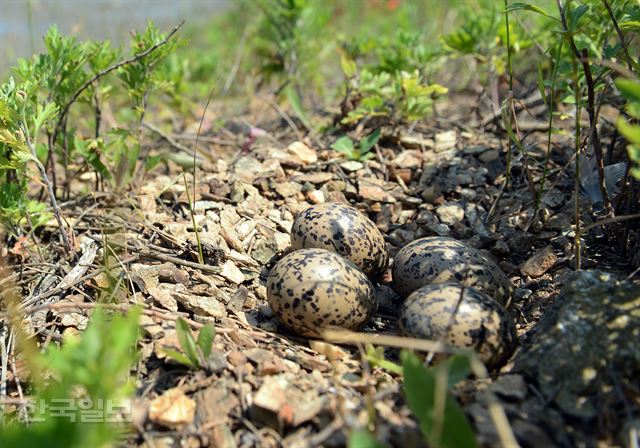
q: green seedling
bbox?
[162,317,216,371]
[331,128,381,161]
[0,308,141,447]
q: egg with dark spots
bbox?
[392,237,512,306]
[290,202,388,279]
[399,283,517,367]
[267,248,376,337]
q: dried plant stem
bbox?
[182,173,204,264]
[0,302,233,336]
[0,325,8,420]
[577,212,640,239]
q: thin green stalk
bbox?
[503,0,514,192]
[504,0,513,92]
[571,53,582,270]
[535,41,564,213]
[182,173,204,265]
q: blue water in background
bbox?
[0,0,230,75]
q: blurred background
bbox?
[0,0,231,74]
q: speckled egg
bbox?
[267,248,376,337]
[392,237,512,306]
[290,203,388,279]
[399,283,517,367]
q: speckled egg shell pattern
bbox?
[392,237,512,306]
[290,203,388,279]
[399,283,517,367]
[267,248,376,337]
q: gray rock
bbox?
[515,270,640,426]
[436,202,465,225]
[489,374,527,400]
[491,240,511,257]
[478,149,500,163]
[206,350,228,373]
[513,288,532,301]
[520,246,557,277]
[252,239,278,264]
[507,232,536,254]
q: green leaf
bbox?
[348,429,386,448]
[340,53,357,78]
[617,118,640,145]
[162,347,197,369]
[175,317,200,367]
[439,354,472,387]
[615,78,640,103]
[196,325,216,359]
[365,344,403,375]
[505,2,559,22]
[537,63,547,106]
[331,136,355,153]
[620,20,640,31]
[359,151,377,161]
[569,4,589,31]
[284,84,311,130]
[144,155,163,172]
[359,128,381,153]
[33,102,58,134]
[401,350,478,448]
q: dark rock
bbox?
[515,270,640,438]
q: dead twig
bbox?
[0,302,237,336]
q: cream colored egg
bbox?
[399,283,516,367]
[290,202,388,278]
[392,237,512,306]
[267,248,376,337]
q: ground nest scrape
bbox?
[3,95,639,448]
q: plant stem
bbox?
[534,41,564,214]
[52,20,185,149]
[182,173,204,265]
[572,51,582,270]
[504,0,513,92]
[602,0,636,73]
[20,126,72,254]
[557,0,612,215]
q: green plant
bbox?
[339,29,447,126]
[401,351,478,448]
[251,0,332,89]
[616,78,640,180]
[0,308,141,447]
[365,343,402,375]
[331,128,381,161]
[0,22,183,238]
[162,317,216,371]
[354,347,478,448]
